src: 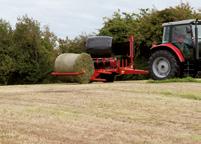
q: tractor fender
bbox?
[151,43,185,62]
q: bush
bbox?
[0,16,57,84]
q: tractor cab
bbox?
[162,19,201,60]
[149,19,201,80]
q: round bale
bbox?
[54,53,94,84]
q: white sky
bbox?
[0,0,200,39]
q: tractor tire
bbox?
[149,50,180,80]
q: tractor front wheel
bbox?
[149,50,180,80]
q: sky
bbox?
[0,0,201,39]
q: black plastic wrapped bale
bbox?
[86,36,113,57]
[112,41,130,56]
[54,53,94,84]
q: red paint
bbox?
[122,58,124,67]
[125,59,128,67]
[90,68,148,82]
[109,58,117,68]
[90,69,114,82]
[151,43,185,62]
[119,67,149,75]
[129,35,134,67]
[51,71,85,76]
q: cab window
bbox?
[162,26,170,43]
[171,25,193,46]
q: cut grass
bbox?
[148,77,201,83]
[191,135,201,142]
[0,82,200,144]
[104,83,201,101]
[160,91,201,100]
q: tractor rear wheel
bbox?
[149,50,180,80]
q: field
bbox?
[0,81,201,144]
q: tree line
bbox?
[0,16,58,84]
[0,3,200,85]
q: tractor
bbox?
[149,19,201,80]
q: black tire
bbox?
[100,74,115,82]
[149,50,180,80]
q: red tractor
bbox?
[149,19,201,79]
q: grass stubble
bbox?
[0,81,200,144]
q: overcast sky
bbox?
[0,0,200,39]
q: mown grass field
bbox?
[0,81,201,144]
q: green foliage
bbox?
[58,35,87,54]
[100,3,201,47]
[0,20,14,84]
[12,16,42,83]
[134,3,201,47]
[0,54,14,84]
[99,3,201,62]
[0,16,58,84]
[11,16,57,84]
[39,26,58,83]
[99,10,135,42]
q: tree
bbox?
[99,3,201,67]
[58,34,87,54]
[99,10,135,42]
[39,26,58,82]
[11,16,57,84]
[0,20,14,84]
[133,3,201,47]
